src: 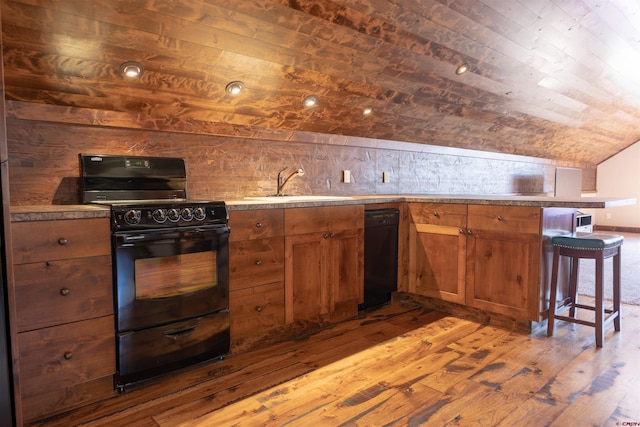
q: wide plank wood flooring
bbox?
[32,300,640,426]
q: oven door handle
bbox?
[163,326,197,340]
[181,227,228,238]
[115,225,229,245]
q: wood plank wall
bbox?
[1,0,637,167]
[5,101,595,206]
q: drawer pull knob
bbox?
[255,222,262,228]
[330,233,335,238]
[58,238,68,246]
[60,288,70,296]
[434,212,439,217]
[497,216,504,221]
[323,233,329,239]
[255,306,263,312]
[467,229,473,235]
[255,259,262,266]
[63,352,73,360]
[459,229,465,234]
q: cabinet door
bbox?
[408,203,467,304]
[285,233,325,323]
[466,205,541,320]
[466,229,540,319]
[411,224,466,304]
[284,205,364,324]
[327,227,364,322]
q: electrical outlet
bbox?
[606,212,611,219]
[383,171,389,183]
[343,170,351,183]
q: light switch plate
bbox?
[383,171,389,183]
[343,170,351,183]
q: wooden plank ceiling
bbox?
[3,0,640,166]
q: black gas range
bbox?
[80,154,230,391]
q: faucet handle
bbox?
[277,167,288,183]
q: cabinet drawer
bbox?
[230,282,285,342]
[23,376,114,422]
[12,218,111,263]
[467,205,541,234]
[14,255,113,332]
[229,209,284,241]
[229,237,284,291]
[19,316,116,419]
[408,203,467,227]
[285,205,364,235]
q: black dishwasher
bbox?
[360,208,399,310]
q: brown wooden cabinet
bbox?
[408,203,467,304]
[465,205,542,320]
[228,209,285,350]
[14,257,112,332]
[408,203,573,321]
[11,218,115,422]
[284,205,364,324]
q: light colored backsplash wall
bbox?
[6,118,594,206]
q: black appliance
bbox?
[360,209,399,310]
[80,154,230,391]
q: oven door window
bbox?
[135,251,217,299]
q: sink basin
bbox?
[244,196,354,202]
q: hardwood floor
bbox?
[31,300,640,427]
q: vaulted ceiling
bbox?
[3,0,640,167]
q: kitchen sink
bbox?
[244,195,354,202]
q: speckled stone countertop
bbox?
[10,204,111,222]
[10,195,636,221]
[225,194,636,211]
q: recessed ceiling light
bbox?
[455,63,469,75]
[225,81,244,96]
[119,61,144,78]
[303,95,319,108]
[363,106,373,115]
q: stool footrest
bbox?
[566,302,616,314]
[553,311,619,329]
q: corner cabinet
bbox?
[408,203,575,322]
[284,205,364,324]
[228,209,285,351]
[11,218,115,422]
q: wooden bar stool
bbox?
[547,232,623,347]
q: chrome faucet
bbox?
[277,167,305,196]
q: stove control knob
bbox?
[124,209,142,225]
[181,207,193,221]
[152,209,167,223]
[193,207,207,221]
[167,208,181,222]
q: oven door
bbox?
[114,224,229,332]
